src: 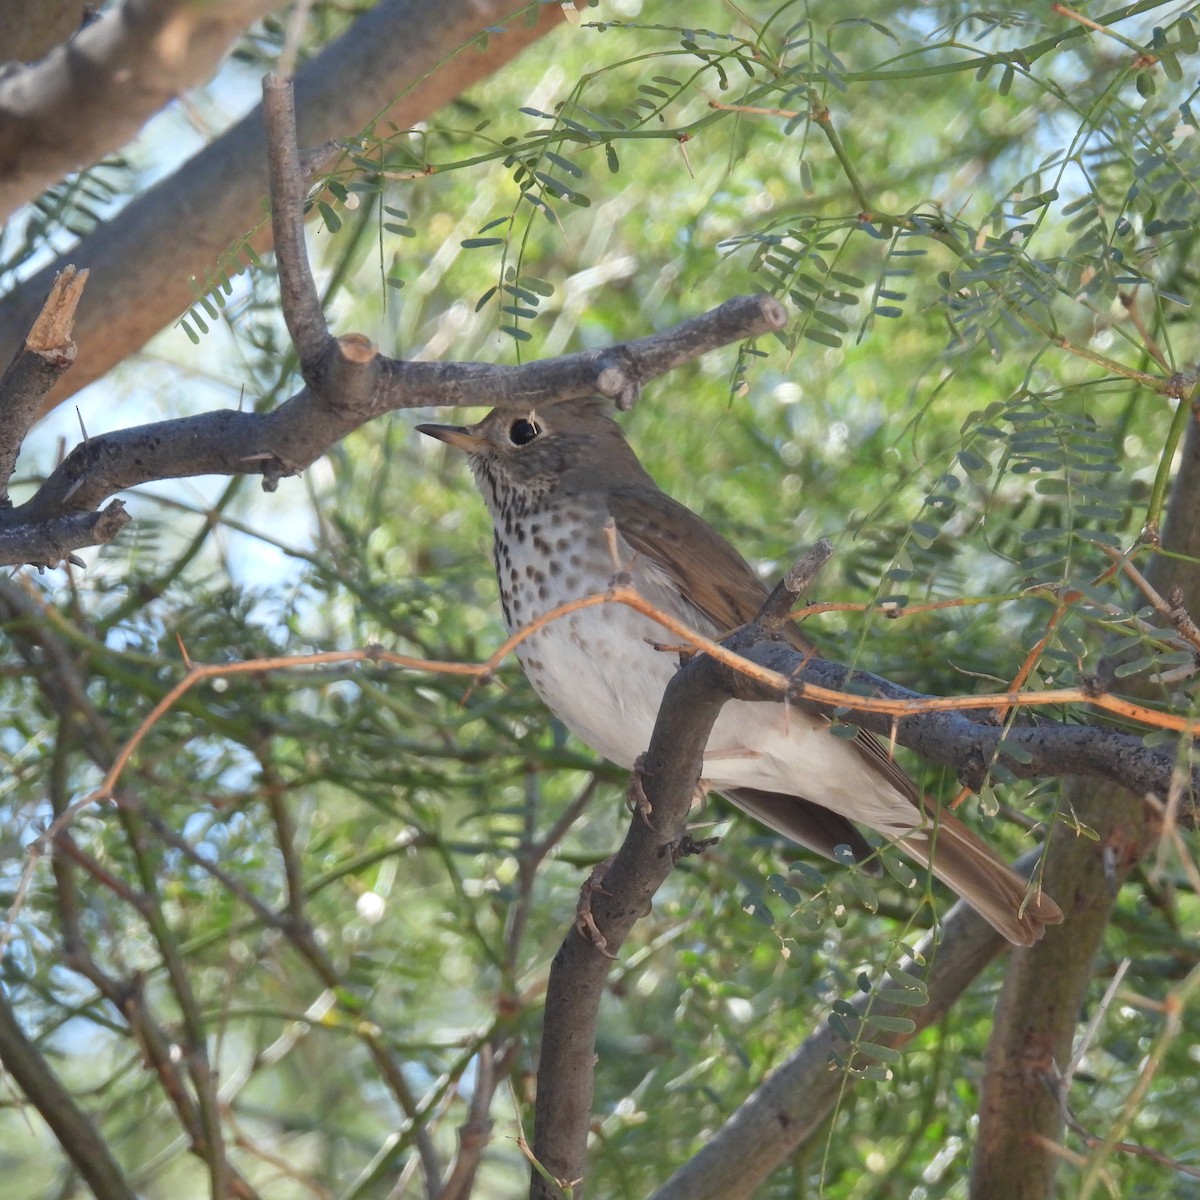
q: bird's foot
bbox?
[625,754,654,827]
[575,857,617,958]
[669,834,722,865]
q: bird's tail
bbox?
[901,808,1062,946]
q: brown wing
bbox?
[607,485,784,638]
[718,786,880,872]
[607,483,923,811]
[607,486,1065,942]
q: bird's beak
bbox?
[416,422,485,454]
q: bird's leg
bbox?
[625,753,655,826]
[629,751,714,823]
[575,857,617,958]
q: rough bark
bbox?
[970,414,1200,1198]
[0,987,138,1200]
[0,293,785,551]
[530,656,728,1199]
[0,0,569,412]
[0,266,85,505]
[0,0,285,218]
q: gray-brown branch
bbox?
[0,265,86,504]
[2,295,786,547]
[712,630,1197,822]
[0,500,130,568]
[531,637,731,1200]
[0,988,138,1200]
[263,73,329,366]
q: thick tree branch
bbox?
[713,637,1198,822]
[2,293,784,541]
[972,786,1151,1200]
[0,0,285,219]
[531,635,731,1199]
[0,265,86,503]
[0,500,129,568]
[970,401,1200,1199]
[0,0,571,412]
[0,986,138,1200]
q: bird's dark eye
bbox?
[509,417,542,446]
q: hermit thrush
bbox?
[418,401,1062,945]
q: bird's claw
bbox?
[626,754,654,827]
[575,857,617,958]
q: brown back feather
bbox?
[606,484,923,813]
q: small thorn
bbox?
[602,517,622,573]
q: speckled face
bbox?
[466,409,561,525]
[419,399,650,524]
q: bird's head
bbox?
[417,399,652,519]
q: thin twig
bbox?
[756,538,835,630]
[506,775,600,970]
[1064,958,1131,1085]
[1118,289,1170,372]
[1098,543,1200,655]
[1051,3,1152,55]
[436,1044,497,1200]
[262,73,330,366]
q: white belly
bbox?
[499,531,918,839]
[515,589,678,768]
